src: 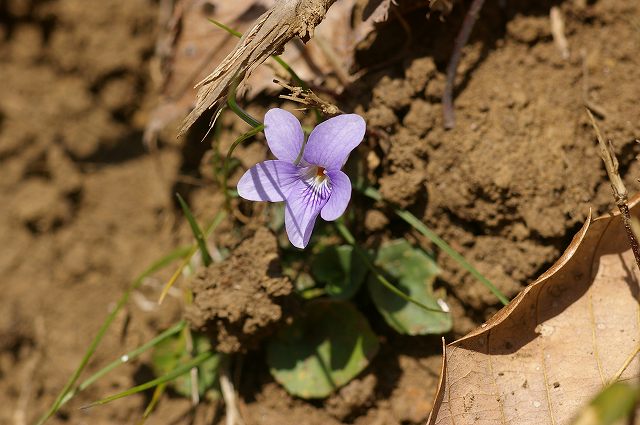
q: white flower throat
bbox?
[301,165,331,194]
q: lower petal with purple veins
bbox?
[284,172,332,248]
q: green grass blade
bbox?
[83,351,216,409]
[138,383,167,424]
[334,221,447,314]
[207,18,242,37]
[176,193,213,267]
[361,187,509,305]
[57,321,187,408]
[158,210,227,303]
[36,246,192,425]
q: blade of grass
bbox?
[136,383,167,425]
[334,220,447,314]
[158,210,226,304]
[36,246,192,425]
[82,351,216,409]
[361,186,509,305]
[208,18,242,37]
[176,194,212,267]
[58,321,187,409]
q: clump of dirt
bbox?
[187,228,295,353]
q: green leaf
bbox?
[151,332,221,399]
[368,239,452,335]
[573,382,639,425]
[267,301,379,399]
[311,245,367,300]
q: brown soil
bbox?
[1,0,639,424]
[187,228,295,353]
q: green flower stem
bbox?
[83,351,216,409]
[227,77,262,128]
[361,187,509,306]
[57,321,187,408]
[334,220,447,314]
[36,246,192,425]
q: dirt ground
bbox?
[1,0,639,424]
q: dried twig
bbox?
[549,6,569,60]
[580,49,607,119]
[220,358,245,425]
[587,109,640,270]
[442,0,485,129]
[275,79,341,115]
[179,0,338,136]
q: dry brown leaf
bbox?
[428,196,640,425]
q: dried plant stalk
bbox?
[587,109,640,270]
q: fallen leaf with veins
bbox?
[428,196,640,425]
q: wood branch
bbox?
[178,0,337,136]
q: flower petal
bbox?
[321,170,351,221]
[284,179,331,248]
[303,114,366,170]
[237,160,299,202]
[264,108,304,163]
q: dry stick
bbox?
[549,6,569,60]
[587,110,640,269]
[442,0,485,130]
[580,49,607,119]
[220,359,244,425]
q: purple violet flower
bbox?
[237,108,366,249]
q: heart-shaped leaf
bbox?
[427,198,640,425]
[266,301,379,398]
[368,239,452,335]
[311,245,367,300]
